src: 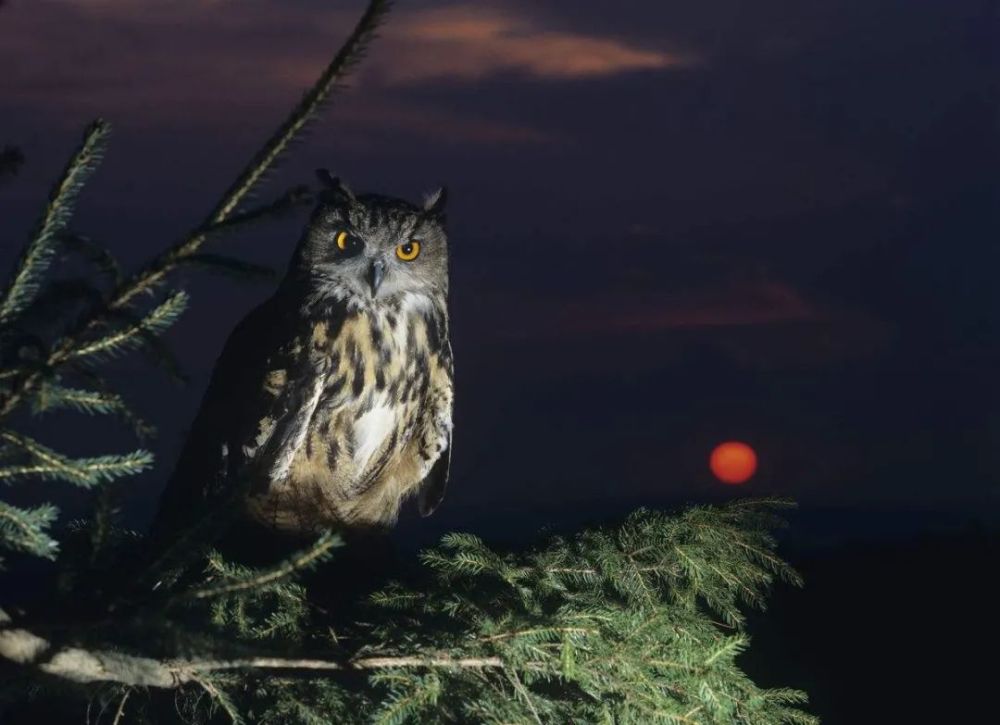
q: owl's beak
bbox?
[367,258,386,295]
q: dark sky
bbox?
[2,0,998,546]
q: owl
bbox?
[152,173,453,536]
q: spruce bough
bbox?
[0,501,815,724]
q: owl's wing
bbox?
[417,440,450,517]
[150,296,288,538]
[246,344,332,487]
[417,341,454,517]
[151,294,341,538]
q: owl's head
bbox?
[295,171,449,312]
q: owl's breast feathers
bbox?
[153,291,453,537]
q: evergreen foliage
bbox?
[0,121,156,565]
[169,501,814,725]
[0,2,815,722]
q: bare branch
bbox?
[0,625,502,689]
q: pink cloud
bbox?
[375,6,698,84]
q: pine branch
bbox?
[30,378,156,440]
[194,185,314,238]
[0,430,152,487]
[180,532,340,602]
[0,121,109,325]
[203,1,390,226]
[62,367,157,440]
[66,291,188,362]
[0,500,59,560]
[32,383,129,417]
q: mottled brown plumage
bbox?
[153,176,452,536]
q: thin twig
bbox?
[545,567,598,576]
[479,626,597,644]
[111,688,131,725]
[506,667,543,725]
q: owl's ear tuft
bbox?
[423,186,448,220]
[316,169,356,206]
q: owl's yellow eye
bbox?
[336,230,349,251]
[396,240,421,261]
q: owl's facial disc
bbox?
[301,186,448,312]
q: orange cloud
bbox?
[374,6,698,84]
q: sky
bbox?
[1,0,998,546]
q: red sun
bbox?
[709,441,758,485]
